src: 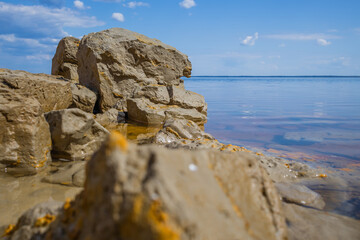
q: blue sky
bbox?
[0,0,359,75]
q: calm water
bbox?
[186,76,360,218]
[186,76,360,169]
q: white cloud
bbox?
[0,2,104,38]
[317,38,331,46]
[112,12,125,22]
[26,54,52,61]
[74,0,86,9]
[125,1,149,8]
[0,34,16,42]
[265,33,340,41]
[179,0,196,9]
[241,32,259,46]
[0,34,48,48]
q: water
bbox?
[185,76,360,168]
[186,76,360,218]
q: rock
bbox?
[45,108,109,161]
[168,86,206,112]
[283,203,360,240]
[275,182,325,209]
[164,107,207,124]
[0,68,73,112]
[126,98,166,124]
[69,83,97,113]
[95,108,126,127]
[151,120,325,183]
[42,161,86,187]
[134,85,171,105]
[6,201,63,240]
[44,132,287,240]
[51,36,80,82]
[0,88,52,176]
[154,119,214,144]
[77,28,192,112]
[127,98,207,125]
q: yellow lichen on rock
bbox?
[63,198,72,210]
[34,214,56,227]
[317,173,328,178]
[2,224,16,237]
[120,195,180,240]
[166,127,182,139]
[108,131,129,152]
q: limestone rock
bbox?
[168,86,206,112]
[45,108,109,161]
[151,120,325,183]
[126,98,166,124]
[0,68,73,112]
[134,85,170,105]
[154,119,214,144]
[51,36,80,82]
[44,132,287,240]
[275,182,325,209]
[69,83,97,113]
[283,203,360,240]
[77,28,192,111]
[0,88,52,175]
[95,108,126,127]
[6,201,63,240]
[127,98,207,125]
[42,162,86,187]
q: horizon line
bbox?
[191,75,360,78]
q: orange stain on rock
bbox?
[2,224,16,237]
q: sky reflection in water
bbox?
[185,76,360,169]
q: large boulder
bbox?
[43,132,287,240]
[0,69,73,112]
[51,36,80,82]
[0,68,97,113]
[0,88,52,175]
[76,28,192,112]
[45,108,109,161]
[127,98,207,125]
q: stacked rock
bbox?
[53,28,207,125]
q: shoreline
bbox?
[1,28,359,239]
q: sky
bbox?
[0,0,359,76]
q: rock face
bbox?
[95,108,126,127]
[0,88,52,175]
[0,68,96,113]
[43,162,86,187]
[283,203,360,240]
[45,108,109,161]
[69,83,97,113]
[43,132,287,240]
[6,201,63,240]
[154,118,214,144]
[275,182,325,209]
[77,28,191,111]
[52,36,80,82]
[74,28,207,124]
